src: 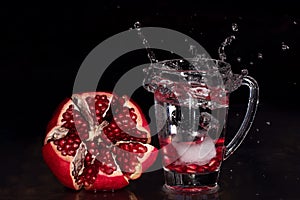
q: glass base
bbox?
[163,169,220,194]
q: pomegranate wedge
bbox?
[42,92,158,191]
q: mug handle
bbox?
[223,76,259,160]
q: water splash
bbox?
[189,45,198,56]
[258,53,263,59]
[133,21,141,30]
[133,21,158,63]
[281,42,290,51]
[218,35,236,61]
[232,23,239,32]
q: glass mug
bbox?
[143,58,259,193]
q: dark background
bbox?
[1,1,300,199]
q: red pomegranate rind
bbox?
[46,97,71,134]
[42,143,80,190]
[42,91,157,191]
[86,173,129,191]
[141,146,158,172]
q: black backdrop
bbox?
[3,1,300,137]
[1,1,300,199]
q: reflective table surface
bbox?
[1,104,300,200]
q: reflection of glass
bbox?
[162,186,220,200]
[144,58,259,193]
[63,189,139,200]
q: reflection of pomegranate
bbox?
[42,92,158,191]
[62,189,138,200]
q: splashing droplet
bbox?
[134,21,141,30]
[256,128,260,132]
[257,140,260,144]
[266,121,271,125]
[293,21,297,25]
[237,57,242,62]
[133,21,157,64]
[241,69,248,76]
[281,42,290,51]
[218,35,236,61]
[189,45,197,56]
[232,23,239,31]
[258,53,263,59]
[249,61,254,65]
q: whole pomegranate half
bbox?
[42,92,158,191]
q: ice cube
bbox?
[199,112,220,135]
[173,136,216,165]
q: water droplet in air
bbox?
[117,5,120,9]
[258,53,263,59]
[256,128,260,132]
[230,169,233,172]
[241,69,248,76]
[257,140,260,144]
[256,193,260,196]
[266,121,271,125]
[293,21,297,25]
[249,61,254,65]
[134,21,141,30]
[237,57,242,62]
[293,82,297,85]
[218,35,236,61]
[232,23,239,31]
[281,42,290,51]
[236,113,240,117]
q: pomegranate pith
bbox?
[42,92,157,191]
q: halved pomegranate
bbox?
[42,92,158,191]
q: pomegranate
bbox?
[42,92,158,191]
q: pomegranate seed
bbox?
[138,145,147,153]
[105,168,114,175]
[61,151,67,156]
[84,181,89,187]
[58,139,65,146]
[67,139,73,144]
[186,169,197,173]
[172,165,186,173]
[87,168,93,174]
[197,166,205,173]
[187,164,198,170]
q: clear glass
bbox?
[143,58,259,193]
